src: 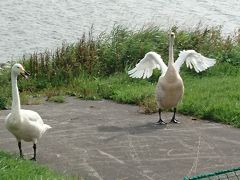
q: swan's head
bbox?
[168,32,175,45]
[168,32,175,39]
[12,63,30,79]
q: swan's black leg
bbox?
[30,143,36,161]
[170,107,180,123]
[18,141,24,158]
[155,108,167,125]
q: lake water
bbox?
[0,0,240,63]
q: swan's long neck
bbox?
[168,36,174,66]
[165,34,178,82]
[11,72,21,114]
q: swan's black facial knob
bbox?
[170,32,175,37]
[169,32,175,40]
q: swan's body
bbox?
[128,32,216,124]
[156,64,183,110]
[5,63,51,160]
[6,110,50,142]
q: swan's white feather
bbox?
[5,109,51,143]
[174,50,216,73]
[128,51,167,79]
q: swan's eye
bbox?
[17,67,19,69]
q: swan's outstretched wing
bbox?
[174,50,216,73]
[128,52,167,79]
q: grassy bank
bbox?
[0,151,75,180]
[47,66,240,128]
[1,25,240,128]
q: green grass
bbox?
[0,151,74,180]
[47,72,156,104]
[48,96,65,103]
[180,69,240,127]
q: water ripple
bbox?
[0,0,240,63]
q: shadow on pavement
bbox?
[97,122,166,134]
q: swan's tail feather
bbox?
[40,124,52,136]
[44,124,52,131]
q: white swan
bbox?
[128,32,216,124]
[5,63,51,160]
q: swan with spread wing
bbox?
[128,32,216,125]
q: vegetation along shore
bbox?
[1,25,240,128]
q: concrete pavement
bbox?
[0,97,240,180]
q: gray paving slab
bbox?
[0,97,240,180]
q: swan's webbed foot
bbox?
[155,109,167,125]
[170,118,180,124]
[170,107,180,123]
[31,143,37,161]
[154,119,167,125]
[30,157,36,161]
